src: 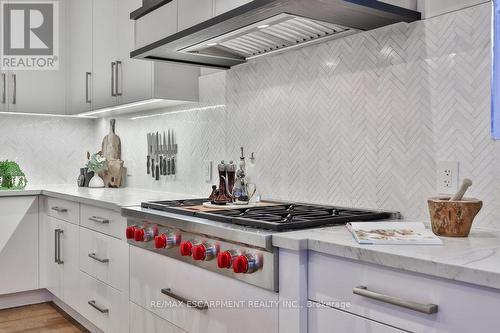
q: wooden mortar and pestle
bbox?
[427,179,482,237]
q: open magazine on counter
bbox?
[346,222,443,245]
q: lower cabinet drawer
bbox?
[130,246,279,333]
[80,204,126,239]
[78,271,128,333]
[130,301,186,333]
[45,196,79,225]
[308,251,500,333]
[309,302,404,333]
[79,227,129,292]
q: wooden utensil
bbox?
[450,178,472,201]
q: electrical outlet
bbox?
[204,161,212,183]
[437,161,459,194]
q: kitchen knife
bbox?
[159,132,163,176]
[171,131,176,175]
[163,131,168,175]
[151,132,155,178]
[146,133,151,174]
[166,130,171,176]
[155,132,160,180]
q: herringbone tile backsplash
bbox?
[0,116,95,185]
[107,2,499,229]
[0,2,475,228]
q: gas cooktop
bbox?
[141,199,397,231]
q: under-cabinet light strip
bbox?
[76,99,164,117]
[0,111,96,119]
[129,104,226,120]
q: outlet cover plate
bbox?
[437,161,459,194]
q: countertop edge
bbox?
[273,233,500,291]
[40,189,123,212]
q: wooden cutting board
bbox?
[102,119,121,160]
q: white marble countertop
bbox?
[273,225,500,290]
[0,185,194,211]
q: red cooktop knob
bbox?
[134,229,145,242]
[126,227,136,239]
[233,255,249,274]
[217,251,233,269]
[180,241,193,256]
[192,244,206,261]
[154,234,167,249]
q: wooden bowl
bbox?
[427,197,482,237]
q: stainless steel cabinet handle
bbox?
[115,60,122,96]
[1,73,5,104]
[88,300,109,314]
[88,216,109,224]
[56,229,64,264]
[353,286,438,315]
[161,288,208,311]
[111,62,116,96]
[11,74,16,104]
[51,206,68,213]
[88,253,109,263]
[54,229,59,263]
[86,72,92,103]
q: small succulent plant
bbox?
[86,151,107,173]
[0,160,28,190]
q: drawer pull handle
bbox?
[51,206,68,213]
[161,288,208,311]
[88,300,109,314]
[88,253,109,263]
[89,216,110,224]
[353,286,438,315]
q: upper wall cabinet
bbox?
[67,0,198,116]
[1,0,68,115]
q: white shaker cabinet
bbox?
[117,0,153,106]
[67,0,93,114]
[214,0,252,15]
[2,0,68,115]
[39,212,80,310]
[0,196,38,295]
[309,302,405,333]
[178,0,214,31]
[92,0,119,110]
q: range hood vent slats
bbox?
[181,14,352,59]
[132,0,421,69]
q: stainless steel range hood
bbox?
[131,0,420,69]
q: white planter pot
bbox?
[88,174,105,188]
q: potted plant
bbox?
[86,152,107,188]
[0,160,28,190]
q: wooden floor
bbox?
[0,303,89,333]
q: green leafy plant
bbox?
[0,160,28,190]
[86,152,107,173]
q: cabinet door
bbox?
[214,0,252,15]
[0,72,6,113]
[39,216,63,299]
[67,0,93,114]
[178,0,214,31]
[60,221,80,310]
[309,303,405,333]
[92,0,118,109]
[116,0,153,105]
[6,0,67,114]
[130,302,186,333]
[0,197,38,294]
